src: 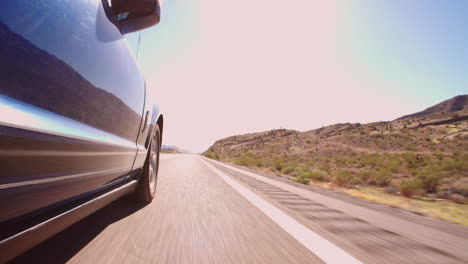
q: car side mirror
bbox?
[111,0,161,34]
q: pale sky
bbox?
[126,0,468,153]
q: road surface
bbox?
[12,154,468,264]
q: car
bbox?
[0,0,163,261]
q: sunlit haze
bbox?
[126,0,468,153]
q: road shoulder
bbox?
[203,157,468,263]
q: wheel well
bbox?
[156,114,164,145]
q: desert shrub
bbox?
[359,154,381,168]
[370,132,384,138]
[282,166,295,175]
[385,156,402,173]
[346,156,361,166]
[357,170,372,183]
[273,158,285,171]
[432,152,445,160]
[389,131,403,138]
[371,168,394,186]
[319,164,331,174]
[233,157,245,165]
[305,160,316,167]
[292,166,308,177]
[402,153,430,169]
[299,171,312,179]
[292,176,310,184]
[406,144,418,151]
[333,170,354,187]
[233,156,257,166]
[292,171,311,184]
[205,152,215,159]
[309,170,327,181]
[442,155,468,172]
[415,165,447,193]
[400,180,421,197]
[356,169,375,184]
[335,156,353,165]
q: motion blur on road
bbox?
[12,154,468,264]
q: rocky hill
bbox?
[398,95,467,120]
[161,145,189,154]
[204,95,468,204]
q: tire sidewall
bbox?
[133,125,160,203]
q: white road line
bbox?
[203,157,468,260]
[200,157,362,264]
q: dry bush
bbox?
[233,156,257,166]
[309,170,328,181]
[415,165,446,193]
[400,180,420,197]
[373,168,394,187]
[282,166,295,175]
[292,174,310,184]
[333,170,354,187]
[205,152,219,160]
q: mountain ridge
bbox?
[206,95,467,155]
[161,145,191,154]
[204,95,467,206]
[397,95,467,120]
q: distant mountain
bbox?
[161,145,190,154]
[204,95,468,204]
[205,95,468,156]
[398,95,467,120]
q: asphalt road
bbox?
[12,154,468,264]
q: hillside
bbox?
[205,95,468,206]
[398,95,467,120]
[161,145,190,154]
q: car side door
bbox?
[0,0,145,223]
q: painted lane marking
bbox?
[200,157,362,264]
[204,157,468,260]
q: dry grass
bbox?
[344,187,468,226]
[306,180,468,226]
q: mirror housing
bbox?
[111,0,161,34]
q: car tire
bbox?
[132,126,161,203]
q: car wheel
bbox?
[132,126,161,203]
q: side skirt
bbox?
[0,180,138,263]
